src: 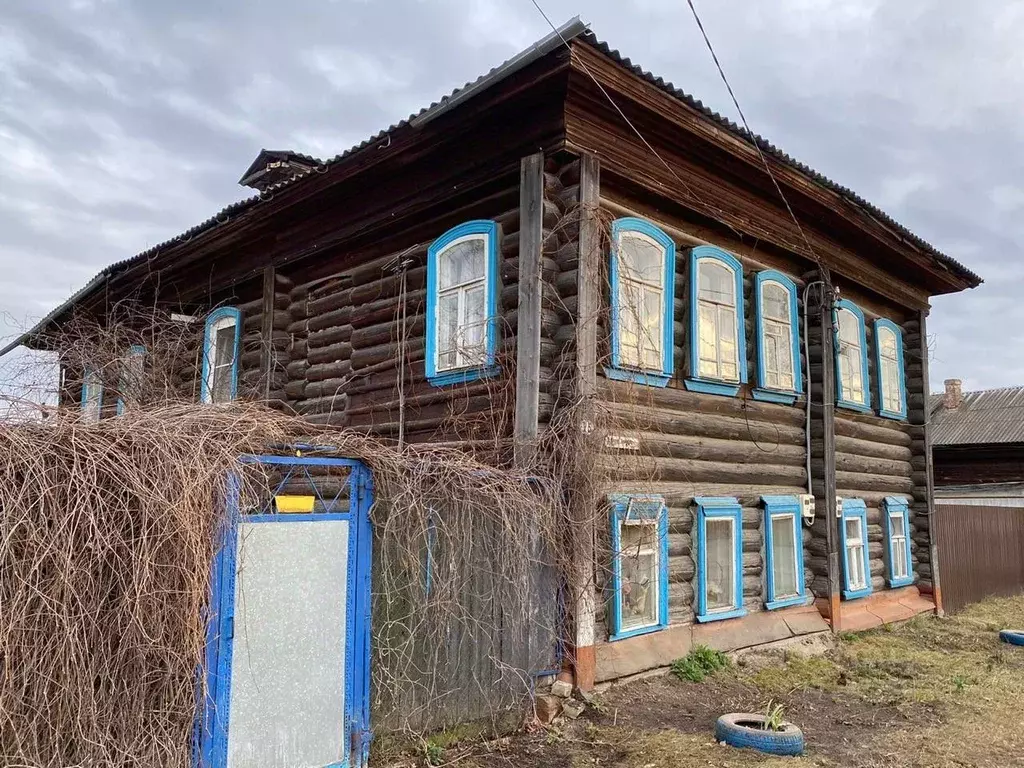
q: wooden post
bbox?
[260,265,276,401]
[918,308,944,615]
[514,152,544,468]
[572,153,600,690]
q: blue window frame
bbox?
[883,497,913,588]
[695,496,746,622]
[116,344,147,415]
[839,498,872,600]
[874,319,907,420]
[201,307,242,404]
[606,217,676,387]
[762,496,806,610]
[425,220,501,387]
[753,271,802,404]
[834,299,871,413]
[80,366,103,421]
[686,246,747,397]
[608,494,669,640]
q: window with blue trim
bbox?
[875,320,907,419]
[762,496,805,610]
[116,345,146,415]
[608,494,668,640]
[754,272,802,404]
[201,307,242,404]
[425,220,500,387]
[695,496,745,622]
[80,367,103,421]
[839,498,872,599]
[834,300,871,412]
[606,218,675,387]
[686,247,747,397]
[883,497,913,587]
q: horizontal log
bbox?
[667,533,691,557]
[598,455,806,487]
[307,324,353,349]
[307,307,353,333]
[303,378,351,399]
[307,341,353,366]
[306,360,353,382]
[285,359,309,379]
[605,430,806,466]
[822,415,912,446]
[669,581,695,609]
[295,395,348,416]
[283,379,306,399]
[835,470,915,493]
[668,555,695,583]
[607,402,806,447]
[813,453,912,478]
[306,287,353,316]
[350,339,424,371]
[350,267,427,306]
[814,435,913,462]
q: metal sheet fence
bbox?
[934,504,1024,613]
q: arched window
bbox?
[875,319,907,419]
[426,220,500,386]
[686,246,746,397]
[754,271,802,403]
[834,299,870,412]
[606,218,675,387]
[201,307,242,404]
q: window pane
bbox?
[771,515,798,598]
[619,233,663,285]
[439,238,485,289]
[882,357,901,412]
[879,327,897,359]
[210,323,237,403]
[838,309,859,344]
[717,306,737,382]
[705,517,735,612]
[641,286,663,369]
[841,347,865,403]
[698,261,734,305]
[845,518,861,543]
[437,293,459,370]
[698,303,718,377]
[618,281,643,368]
[620,523,658,630]
[762,283,789,322]
[461,285,486,364]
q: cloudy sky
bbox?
[1,0,1020,393]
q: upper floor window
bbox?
[839,498,872,600]
[80,367,103,421]
[687,247,746,397]
[426,220,500,387]
[754,271,802,404]
[202,307,241,404]
[762,495,806,610]
[694,496,745,622]
[116,345,146,415]
[606,218,675,387]
[875,320,907,419]
[834,299,871,412]
[883,497,913,587]
[608,494,669,640]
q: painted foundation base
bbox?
[834,586,935,632]
[593,604,828,683]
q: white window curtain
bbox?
[618,520,659,630]
[844,517,867,590]
[616,232,665,371]
[704,516,736,611]
[696,259,738,381]
[878,327,902,413]
[837,309,865,404]
[770,513,799,598]
[888,509,909,580]
[761,282,794,390]
[436,235,488,372]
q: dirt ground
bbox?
[379,594,1024,768]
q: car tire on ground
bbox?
[715,713,805,756]
[999,630,1024,646]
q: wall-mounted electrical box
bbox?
[835,496,845,519]
[798,494,815,525]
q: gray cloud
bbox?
[0,0,1018,394]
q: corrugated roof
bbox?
[3,18,981,356]
[931,387,1024,445]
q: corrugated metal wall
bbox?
[934,504,1024,613]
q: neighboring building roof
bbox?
[1,17,981,356]
[931,386,1024,446]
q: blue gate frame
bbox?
[196,455,374,768]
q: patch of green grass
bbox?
[671,644,730,682]
[423,739,445,766]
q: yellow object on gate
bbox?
[274,495,316,513]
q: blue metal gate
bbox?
[197,456,374,768]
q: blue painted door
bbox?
[198,458,373,768]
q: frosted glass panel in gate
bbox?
[227,519,350,768]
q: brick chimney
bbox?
[943,378,963,409]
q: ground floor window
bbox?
[840,498,872,599]
[883,497,913,587]
[762,495,805,609]
[608,494,668,640]
[695,497,745,622]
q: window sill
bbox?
[842,586,873,601]
[695,607,747,624]
[886,575,914,589]
[878,409,907,421]
[752,388,799,405]
[604,366,670,388]
[608,621,668,642]
[427,365,500,387]
[685,378,740,397]
[837,400,873,415]
[765,595,807,611]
